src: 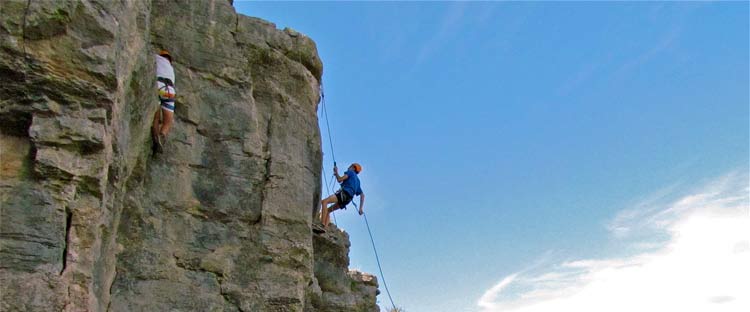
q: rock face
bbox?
[0,0,378,311]
[307,224,380,312]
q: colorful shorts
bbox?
[157,78,176,112]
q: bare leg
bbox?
[152,109,162,137]
[159,109,174,137]
[321,205,328,226]
[322,203,340,227]
[320,194,336,221]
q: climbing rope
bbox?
[320,86,336,165]
[328,176,339,226]
[320,85,340,224]
[322,167,338,225]
[363,212,397,310]
[318,84,397,309]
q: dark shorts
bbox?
[335,190,352,208]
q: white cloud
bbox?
[478,170,750,312]
[477,274,517,310]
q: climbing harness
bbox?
[157,77,176,112]
[318,84,397,310]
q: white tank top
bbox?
[155,54,175,83]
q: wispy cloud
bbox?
[556,58,605,96]
[478,274,518,310]
[613,3,707,79]
[478,170,750,312]
[607,172,747,239]
[614,25,682,77]
[413,2,467,68]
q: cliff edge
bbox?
[0,0,379,311]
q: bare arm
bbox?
[358,193,365,215]
[335,173,348,183]
[333,166,348,182]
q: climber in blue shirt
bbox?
[319,163,365,229]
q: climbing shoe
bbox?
[151,134,159,155]
[312,223,326,234]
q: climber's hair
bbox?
[159,49,172,63]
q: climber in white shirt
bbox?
[152,49,176,153]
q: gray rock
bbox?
[1,0,378,311]
[308,224,381,312]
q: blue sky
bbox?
[236,2,748,312]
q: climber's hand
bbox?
[333,166,338,175]
[358,208,364,216]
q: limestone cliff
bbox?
[0,0,379,311]
[308,224,380,312]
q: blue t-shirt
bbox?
[340,169,362,196]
